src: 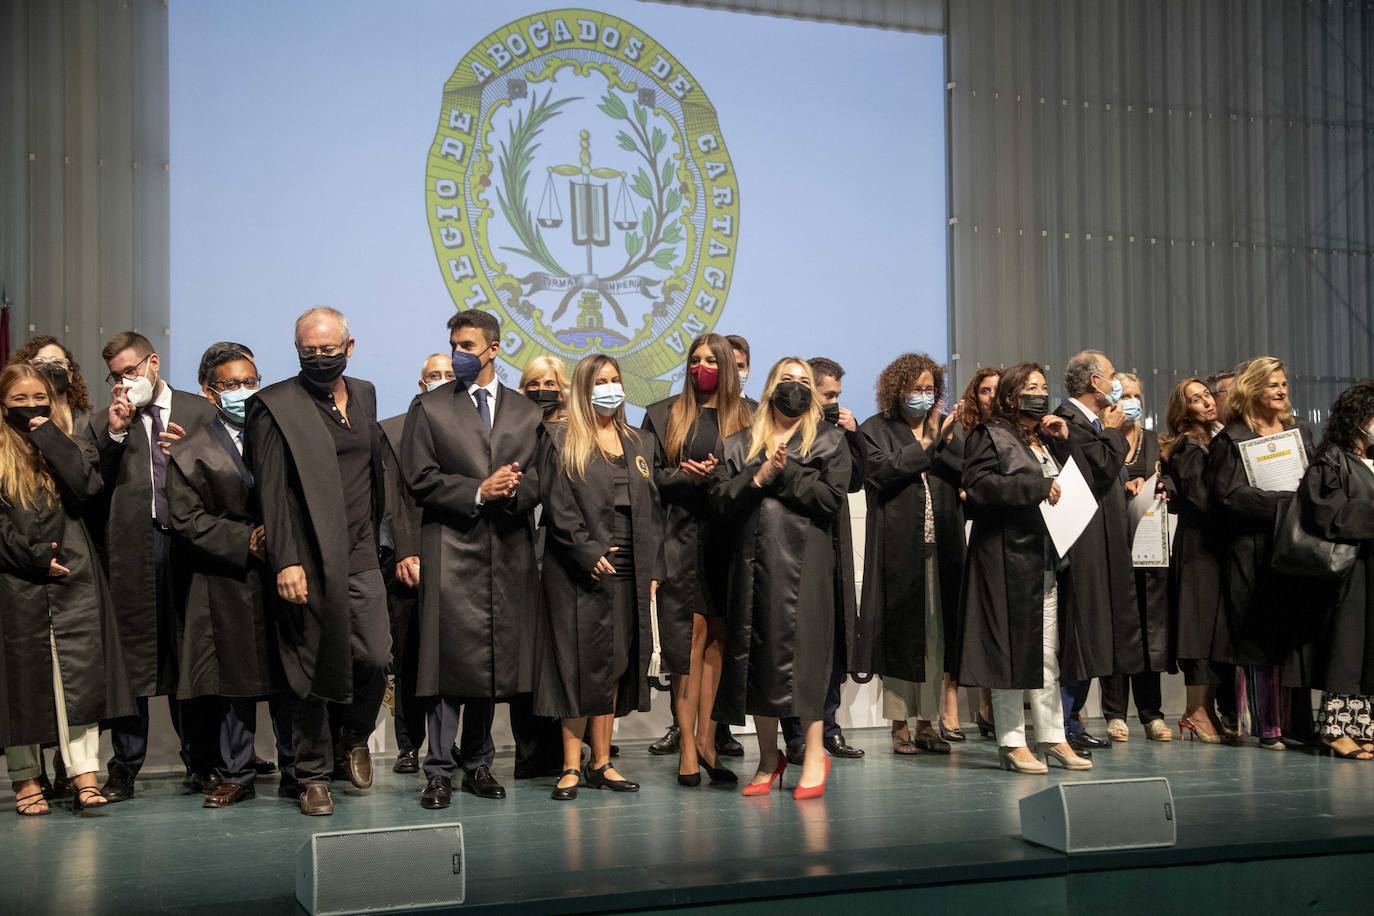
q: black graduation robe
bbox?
[707,424,851,723]
[1160,437,1231,666]
[832,421,865,674]
[928,420,969,677]
[245,375,386,703]
[378,415,421,672]
[95,388,217,697]
[533,425,666,718]
[0,422,135,746]
[856,413,933,682]
[640,395,731,676]
[1049,403,1140,677]
[1123,428,1172,673]
[166,420,276,699]
[1294,447,1374,693]
[1207,418,1315,666]
[400,381,542,699]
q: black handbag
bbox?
[1270,466,1358,581]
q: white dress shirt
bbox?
[1068,396,1100,429]
[222,418,244,456]
[469,378,499,506]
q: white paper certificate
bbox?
[1238,429,1308,492]
[1040,455,1098,556]
[1131,497,1170,568]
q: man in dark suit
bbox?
[781,357,866,764]
[246,307,391,816]
[96,331,220,801]
[1052,350,1138,754]
[401,309,544,808]
[167,342,292,807]
[380,353,452,775]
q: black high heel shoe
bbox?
[551,769,581,801]
[677,770,702,787]
[584,763,639,792]
[939,722,967,742]
[703,761,737,785]
[71,785,108,813]
[976,711,995,739]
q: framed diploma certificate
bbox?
[1238,429,1308,492]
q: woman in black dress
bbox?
[1294,383,1374,760]
[0,364,134,814]
[641,333,751,784]
[1100,372,1173,742]
[1208,356,1314,748]
[1159,377,1228,741]
[708,358,851,799]
[534,355,665,799]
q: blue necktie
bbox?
[475,388,492,433]
[148,404,170,523]
[1093,417,1103,433]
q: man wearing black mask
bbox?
[246,307,390,816]
[380,354,452,775]
[97,331,219,802]
[778,357,866,763]
[401,309,544,808]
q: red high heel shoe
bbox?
[741,753,787,796]
[792,756,830,800]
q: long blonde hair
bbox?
[1229,356,1293,432]
[560,354,637,479]
[746,357,822,461]
[665,333,752,463]
[0,364,68,511]
[518,355,570,401]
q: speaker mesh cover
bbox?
[300,823,465,915]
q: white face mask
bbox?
[425,379,449,392]
[123,364,155,408]
[738,370,749,384]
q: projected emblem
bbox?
[425,9,739,405]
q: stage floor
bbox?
[4,722,1374,914]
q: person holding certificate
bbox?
[1100,373,1174,742]
[1159,377,1231,742]
[1208,356,1314,749]
[1292,383,1374,760]
[956,363,1093,774]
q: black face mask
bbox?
[299,353,347,387]
[528,389,561,417]
[772,381,813,418]
[822,402,841,425]
[5,404,52,433]
[40,363,70,396]
[1018,394,1050,419]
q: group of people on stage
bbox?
[4,307,1373,819]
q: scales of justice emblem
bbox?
[425,9,740,406]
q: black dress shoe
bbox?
[648,725,680,756]
[184,770,223,795]
[584,762,639,792]
[1069,732,1109,751]
[394,750,420,774]
[715,731,745,758]
[204,783,256,808]
[252,756,277,776]
[420,776,452,809]
[824,735,866,758]
[100,770,136,803]
[461,765,507,799]
[785,744,805,766]
[551,769,581,800]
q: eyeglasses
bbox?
[29,357,70,371]
[298,343,347,358]
[911,387,937,396]
[105,354,151,387]
[209,377,261,393]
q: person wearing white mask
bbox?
[401,310,545,808]
[167,342,291,807]
[379,353,451,776]
[534,354,664,799]
[1051,350,1138,756]
[1099,372,1174,742]
[97,330,219,802]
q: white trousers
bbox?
[882,556,946,721]
[6,629,100,781]
[991,581,1067,748]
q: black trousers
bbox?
[220,696,294,787]
[423,697,496,779]
[391,604,426,755]
[291,569,390,785]
[508,693,562,777]
[1100,672,1165,725]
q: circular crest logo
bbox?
[426,9,740,406]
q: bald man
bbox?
[381,353,453,774]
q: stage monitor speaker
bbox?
[1018,777,1175,853]
[296,822,465,915]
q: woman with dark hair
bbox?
[1293,382,1374,759]
[1159,377,1230,741]
[859,352,963,753]
[641,333,751,785]
[708,357,850,798]
[0,364,134,814]
[8,335,96,444]
[1208,356,1314,749]
[957,363,1093,774]
[534,354,665,799]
